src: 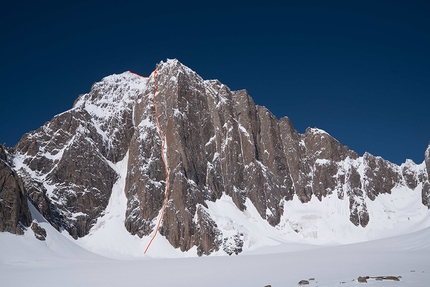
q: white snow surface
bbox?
[2,215,430,287]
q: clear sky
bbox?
[1,0,429,165]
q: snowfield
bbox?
[1,228,430,287]
[1,206,430,287]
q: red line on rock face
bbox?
[144,70,170,254]
[128,71,148,78]
[126,69,169,254]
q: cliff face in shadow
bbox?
[0,145,31,234]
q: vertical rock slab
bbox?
[0,145,31,234]
[422,144,430,207]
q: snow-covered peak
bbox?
[156,58,203,83]
[425,143,430,180]
[160,58,181,67]
[73,71,148,110]
[426,143,430,160]
[402,158,417,167]
[101,71,146,84]
[306,127,329,136]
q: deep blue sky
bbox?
[1,0,429,165]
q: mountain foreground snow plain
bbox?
[2,59,430,286]
[1,205,430,287]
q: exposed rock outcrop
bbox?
[422,144,430,207]
[13,72,143,238]
[0,145,31,234]
[31,221,47,241]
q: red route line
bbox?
[144,70,170,254]
[128,69,170,254]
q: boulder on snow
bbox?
[357,276,369,283]
[31,221,47,241]
[373,276,401,281]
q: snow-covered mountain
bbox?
[2,59,430,258]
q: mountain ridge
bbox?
[1,59,430,256]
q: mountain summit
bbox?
[2,59,430,256]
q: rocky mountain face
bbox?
[3,59,430,255]
[0,145,31,234]
[423,145,430,206]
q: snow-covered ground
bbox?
[1,215,430,287]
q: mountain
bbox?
[2,59,430,256]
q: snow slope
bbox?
[0,200,99,264]
[1,222,430,287]
[3,175,428,286]
[67,155,430,258]
[74,179,430,258]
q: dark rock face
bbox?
[15,114,118,239]
[423,144,430,208]
[426,144,430,179]
[0,145,31,234]
[13,73,144,238]
[31,221,47,240]
[357,276,369,283]
[195,206,222,256]
[9,59,430,255]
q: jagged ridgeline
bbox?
[4,59,430,256]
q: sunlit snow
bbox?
[2,214,430,287]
